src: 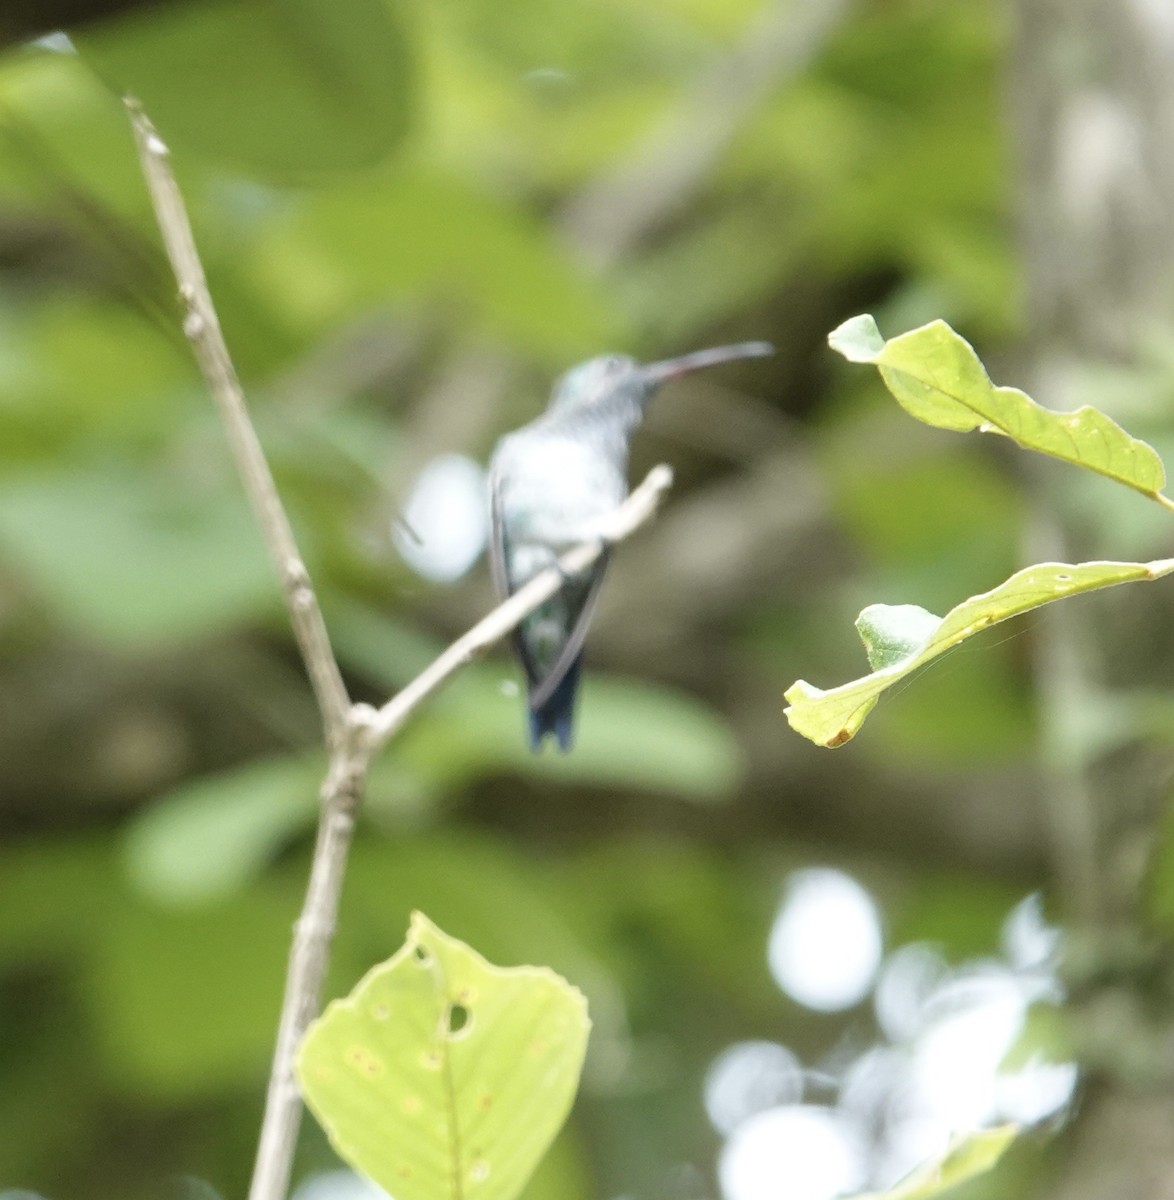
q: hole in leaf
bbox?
[414,945,432,966]
[446,1003,472,1037]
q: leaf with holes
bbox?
[785,558,1174,747]
[296,912,591,1200]
[829,315,1170,501]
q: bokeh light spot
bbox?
[1002,892,1060,972]
[718,1106,867,1200]
[291,1170,388,1200]
[394,453,488,582]
[768,869,883,1011]
[704,1040,803,1135]
[873,942,949,1042]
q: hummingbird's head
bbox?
[548,340,773,425]
[548,354,645,418]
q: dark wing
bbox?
[489,464,545,690]
[525,550,609,711]
[489,461,610,711]
[488,466,511,601]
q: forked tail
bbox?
[528,656,582,752]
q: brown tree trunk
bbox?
[1012,2,1174,1196]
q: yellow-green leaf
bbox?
[829,315,1169,500]
[849,1124,1018,1199]
[785,559,1174,747]
[297,913,591,1200]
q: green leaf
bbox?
[330,600,742,798]
[249,167,615,358]
[785,559,1174,747]
[88,885,295,1096]
[850,1125,1018,1199]
[298,913,591,1200]
[0,465,277,644]
[829,315,1170,499]
[0,840,118,958]
[396,669,744,801]
[856,603,942,671]
[123,755,323,906]
[829,313,886,361]
[75,0,412,176]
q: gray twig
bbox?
[126,100,351,748]
[125,96,674,1200]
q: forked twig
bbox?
[126,95,674,1200]
[365,463,673,748]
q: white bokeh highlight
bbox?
[1002,892,1061,972]
[908,968,1028,1129]
[741,886,1078,1193]
[291,1170,388,1200]
[394,453,488,583]
[869,961,1077,1185]
[718,1106,867,1200]
[768,869,883,1012]
[873,942,949,1043]
[705,1041,804,1136]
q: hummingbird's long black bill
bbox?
[642,340,774,384]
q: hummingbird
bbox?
[489,341,773,751]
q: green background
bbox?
[2,1,1173,1199]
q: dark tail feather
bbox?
[528,656,582,752]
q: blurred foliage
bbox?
[3,0,1172,1199]
[77,0,413,176]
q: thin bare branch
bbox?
[125,99,351,747]
[247,465,672,1200]
[365,463,675,749]
[126,100,675,1200]
[249,744,367,1200]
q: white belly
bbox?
[495,434,627,550]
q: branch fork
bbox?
[126,99,673,1200]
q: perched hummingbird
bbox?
[489,341,773,751]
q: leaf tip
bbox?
[856,603,941,671]
[828,314,885,363]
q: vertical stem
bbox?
[250,752,366,1200]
